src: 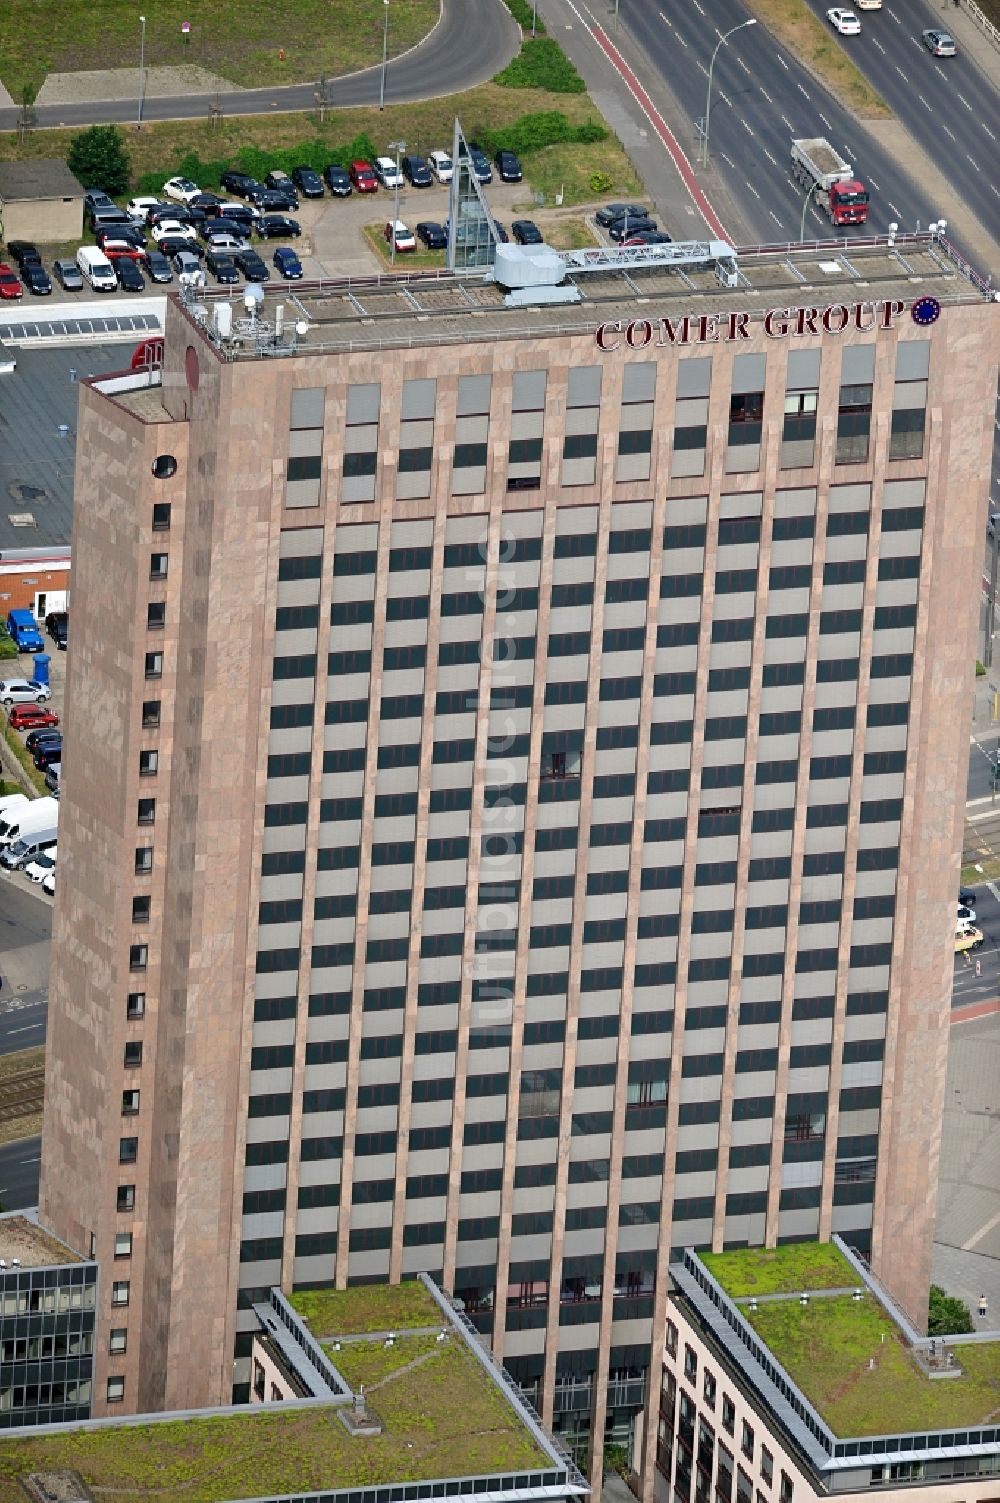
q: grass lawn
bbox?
[542,215,599,249]
[742,0,889,118]
[746,1295,1000,1436]
[362,223,446,270]
[1,715,48,796]
[700,1243,857,1297]
[0,86,640,212]
[0,0,439,101]
[291,1278,441,1335]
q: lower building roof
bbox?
[0,1211,83,1269]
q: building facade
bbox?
[0,1212,96,1428]
[38,237,999,1480]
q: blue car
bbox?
[273,245,303,280]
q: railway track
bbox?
[0,1068,44,1124]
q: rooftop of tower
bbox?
[0,1211,83,1269]
[175,232,996,362]
[680,1242,1000,1443]
[0,1277,577,1503]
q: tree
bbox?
[927,1284,974,1336]
[67,125,131,197]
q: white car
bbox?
[428,150,454,184]
[152,219,198,244]
[126,195,163,219]
[958,902,977,925]
[374,155,404,189]
[203,230,249,253]
[162,176,202,204]
[854,0,881,8]
[827,7,861,32]
[42,869,55,896]
[0,679,52,706]
[25,847,56,884]
[384,220,417,253]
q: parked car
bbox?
[235,248,269,282]
[33,743,63,771]
[158,236,202,261]
[0,265,23,300]
[84,188,116,215]
[922,27,956,54]
[609,215,656,242]
[401,154,432,188]
[206,250,241,285]
[827,7,861,32]
[492,220,509,243]
[464,142,493,184]
[256,215,301,239]
[416,221,447,249]
[52,258,84,291]
[623,229,673,245]
[273,246,304,280]
[596,201,648,227]
[163,176,202,203]
[512,220,543,245]
[384,220,416,254]
[25,728,61,754]
[25,847,57,884]
[494,149,522,183]
[374,155,404,189]
[152,219,197,244]
[148,204,193,227]
[97,221,147,247]
[323,164,352,196]
[89,207,132,234]
[0,679,51,706]
[43,767,60,798]
[264,169,295,192]
[22,262,53,295]
[428,149,454,184]
[6,241,42,270]
[958,902,977,925]
[126,195,164,220]
[959,886,977,908]
[201,229,249,254]
[250,187,299,213]
[45,612,67,648]
[144,250,173,284]
[172,249,205,279]
[349,160,378,193]
[9,705,58,730]
[98,238,147,262]
[220,169,262,197]
[115,258,145,292]
[291,165,325,198]
[42,868,55,895]
[189,192,225,210]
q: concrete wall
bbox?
[0,195,82,245]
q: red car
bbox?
[0,264,23,300]
[349,160,378,193]
[9,705,59,731]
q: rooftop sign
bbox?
[596,297,915,350]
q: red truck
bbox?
[790,136,870,226]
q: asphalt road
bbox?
[0,873,50,1055]
[0,1137,41,1211]
[799,0,1000,245]
[612,0,944,244]
[0,0,520,133]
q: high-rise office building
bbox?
[38,235,999,1483]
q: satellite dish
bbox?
[295,320,309,336]
[243,285,263,312]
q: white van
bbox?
[0,793,28,822]
[1,827,57,871]
[75,246,118,293]
[0,795,59,847]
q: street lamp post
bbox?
[379,0,390,111]
[700,18,756,168]
[138,14,147,129]
[531,0,538,37]
[388,138,406,265]
[799,181,816,241]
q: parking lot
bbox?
[1,171,656,306]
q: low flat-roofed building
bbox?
[0,1274,587,1503]
[0,161,83,245]
[0,1210,96,1430]
[650,1238,1000,1503]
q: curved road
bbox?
[0,0,520,133]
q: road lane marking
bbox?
[759,86,773,103]
[967,154,980,170]
[768,210,784,227]
[720,152,737,169]
[942,123,956,141]
[780,113,793,129]
[961,1208,1000,1252]
[763,148,778,166]
[777,53,789,68]
[872,37,885,52]
[967,795,998,808]
[894,65,908,81]
[745,180,761,199]
[819,112,832,129]
[957,92,972,110]
[983,124,997,142]
[740,117,754,134]
[737,56,751,74]
[868,176,879,189]
[797,82,810,97]
[918,94,930,109]
[968,808,1000,822]
[719,89,732,106]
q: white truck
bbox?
[0,795,59,847]
[790,137,870,226]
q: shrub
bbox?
[67,124,131,197]
[495,38,585,92]
[474,111,606,160]
[928,1285,974,1336]
[589,170,614,194]
[501,0,546,33]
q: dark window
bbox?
[728,391,764,446]
[146,601,165,630]
[836,383,873,463]
[889,405,925,461]
[342,451,377,478]
[152,501,171,530]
